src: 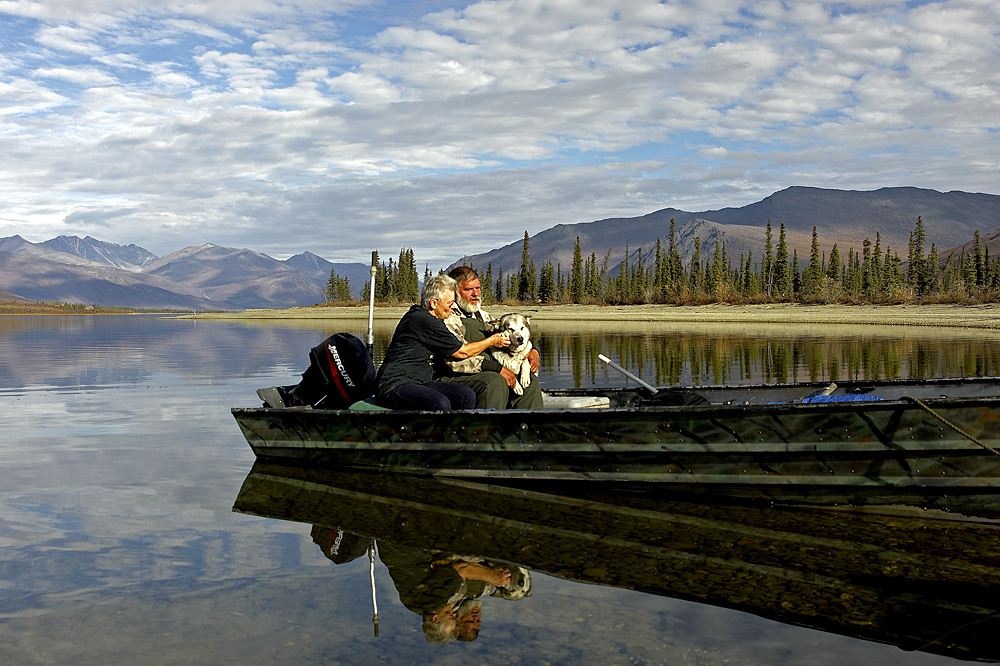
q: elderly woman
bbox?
[376,274,510,410]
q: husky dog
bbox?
[490,565,532,600]
[487,313,533,395]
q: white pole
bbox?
[367,251,377,355]
[369,542,379,637]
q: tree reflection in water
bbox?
[533,324,1000,388]
[361,319,1000,389]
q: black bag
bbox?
[285,333,376,408]
[641,390,710,407]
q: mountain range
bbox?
[457,186,1000,278]
[0,236,372,311]
[2,187,998,310]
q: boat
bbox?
[232,375,1000,510]
[233,461,1000,662]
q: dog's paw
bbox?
[512,382,524,395]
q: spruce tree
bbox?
[827,244,842,282]
[926,245,941,294]
[667,218,683,294]
[689,238,702,294]
[805,226,822,296]
[907,216,928,296]
[974,230,985,288]
[538,260,555,302]
[774,223,790,297]
[762,220,774,297]
[325,270,352,302]
[482,263,494,304]
[517,231,533,301]
[571,236,584,303]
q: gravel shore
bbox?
[188,302,1000,330]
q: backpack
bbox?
[285,333,376,409]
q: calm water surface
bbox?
[1,315,997,665]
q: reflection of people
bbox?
[376,274,511,410]
[377,542,513,644]
[454,598,482,642]
[435,266,543,409]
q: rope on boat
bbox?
[901,396,1000,457]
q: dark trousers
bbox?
[380,382,476,410]
[438,371,543,409]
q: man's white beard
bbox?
[456,295,480,313]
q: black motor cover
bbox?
[285,333,376,408]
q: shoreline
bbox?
[181,302,1000,330]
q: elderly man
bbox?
[434,266,543,409]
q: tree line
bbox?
[324,248,421,304]
[327,216,1000,305]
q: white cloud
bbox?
[32,64,117,85]
[35,24,104,54]
[0,77,67,115]
[0,0,996,265]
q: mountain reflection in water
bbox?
[234,462,1000,662]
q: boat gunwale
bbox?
[231,392,1000,418]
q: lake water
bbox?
[2,315,998,665]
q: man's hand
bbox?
[499,366,517,388]
[527,348,540,373]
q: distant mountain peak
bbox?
[39,235,158,273]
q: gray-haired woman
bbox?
[375,274,510,410]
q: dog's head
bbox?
[492,313,531,353]
[491,566,531,600]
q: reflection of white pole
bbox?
[369,542,379,637]
[367,251,377,355]
[597,354,658,394]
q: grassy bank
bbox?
[0,302,144,315]
[182,302,1000,330]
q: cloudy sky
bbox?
[1,0,998,266]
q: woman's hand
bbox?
[452,562,512,586]
[489,332,511,348]
[490,566,512,587]
[452,331,510,360]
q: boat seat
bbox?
[541,394,610,409]
[350,397,392,411]
[347,395,611,410]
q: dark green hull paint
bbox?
[232,380,1000,490]
[233,462,1000,662]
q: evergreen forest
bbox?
[326,217,1000,306]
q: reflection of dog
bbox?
[487,313,533,395]
[491,565,531,600]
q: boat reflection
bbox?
[234,461,1000,661]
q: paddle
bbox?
[598,354,659,395]
[598,354,712,406]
